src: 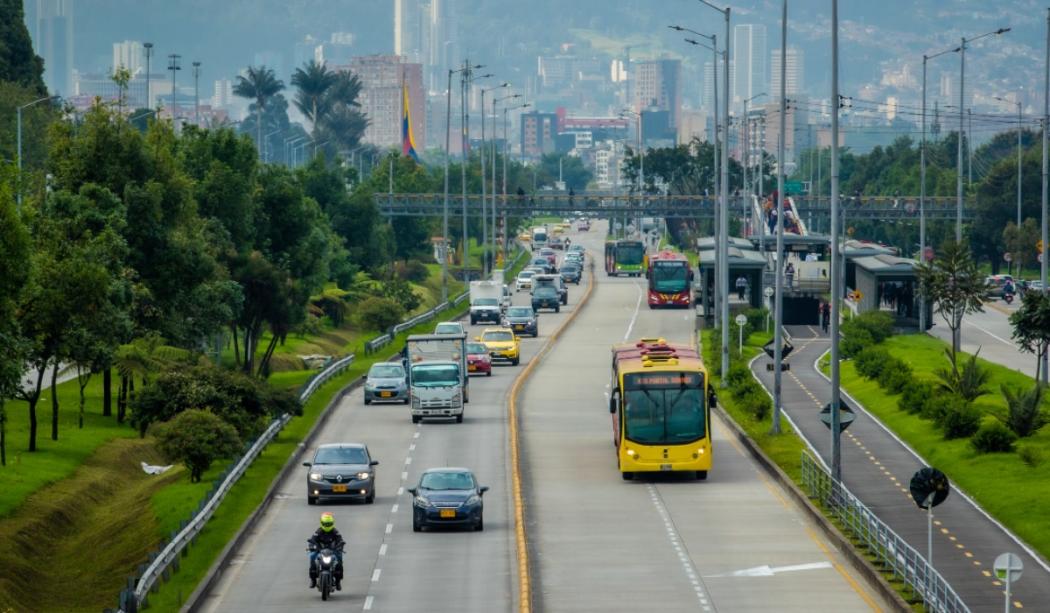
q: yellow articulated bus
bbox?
[609,338,715,481]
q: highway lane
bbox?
[521,221,891,612]
[197,234,590,612]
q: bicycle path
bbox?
[751,326,1050,611]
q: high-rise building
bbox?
[112,40,144,75]
[342,55,426,151]
[212,79,235,109]
[701,60,734,113]
[634,59,682,128]
[770,47,803,99]
[521,111,558,158]
[395,0,452,92]
[35,0,74,95]
[733,24,767,107]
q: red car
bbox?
[466,342,492,376]
[540,247,557,266]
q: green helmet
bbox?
[320,512,335,532]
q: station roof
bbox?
[696,236,755,251]
[853,254,919,276]
[749,233,831,252]
[844,240,897,258]
[697,247,768,270]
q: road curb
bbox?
[712,403,910,612]
[509,257,598,613]
[182,377,361,612]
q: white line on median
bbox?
[401,471,408,480]
[379,544,387,556]
[397,486,404,495]
[404,457,412,465]
[371,568,382,582]
[364,595,374,610]
[391,504,399,513]
[385,523,393,534]
[623,280,643,340]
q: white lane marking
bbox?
[409,443,416,451]
[966,320,1019,348]
[647,484,715,611]
[413,431,420,439]
[385,523,393,534]
[706,561,833,578]
[623,280,643,340]
[404,456,412,465]
[397,486,404,495]
[401,471,408,480]
[371,568,382,582]
[391,504,399,513]
[364,595,374,610]
[378,544,387,556]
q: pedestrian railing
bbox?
[800,452,970,613]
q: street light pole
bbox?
[167,54,181,121]
[480,83,510,276]
[830,0,841,481]
[772,0,787,434]
[192,61,201,126]
[143,42,153,109]
[995,95,1024,229]
[921,45,960,334]
[442,68,455,303]
[1042,8,1049,383]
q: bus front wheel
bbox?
[695,471,708,481]
[621,471,635,481]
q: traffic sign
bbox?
[819,402,855,432]
[764,286,775,298]
[909,467,950,509]
[784,180,805,194]
[762,338,794,360]
[994,553,1023,583]
[1004,252,1013,263]
[735,314,748,326]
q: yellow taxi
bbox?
[518,231,533,242]
[476,328,521,366]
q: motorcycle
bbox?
[1004,291,1015,305]
[308,544,344,601]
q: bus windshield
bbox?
[616,243,645,265]
[622,372,706,445]
[411,364,460,387]
[651,263,689,293]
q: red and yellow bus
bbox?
[645,250,692,308]
[609,338,714,480]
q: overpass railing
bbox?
[800,452,970,613]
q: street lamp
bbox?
[743,93,767,200]
[697,0,732,390]
[15,95,59,210]
[460,65,491,277]
[993,95,1024,230]
[773,0,786,434]
[921,44,961,334]
[504,102,531,255]
[956,27,1011,242]
[143,42,154,108]
[192,61,202,126]
[167,54,181,120]
[480,82,510,275]
[443,62,482,303]
[494,92,521,266]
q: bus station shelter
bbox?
[696,246,767,327]
[852,254,930,329]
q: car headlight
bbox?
[364,382,375,390]
[357,472,371,480]
[414,495,432,507]
[465,495,482,506]
[310,472,323,481]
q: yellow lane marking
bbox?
[804,527,884,612]
[507,259,597,613]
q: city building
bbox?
[634,59,682,129]
[73,70,169,110]
[34,0,74,96]
[293,35,323,69]
[678,109,709,144]
[640,109,675,148]
[770,47,804,99]
[341,55,426,151]
[521,111,559,158]
[321,33,356,66]
[211,79,235,110]
[593,140,627,189]
[733,24,767,107]
[394,0,451,91]
[702,60,735,112]
[112,40,144,75]
[760,99,809,165]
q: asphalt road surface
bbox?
[519,223,890,612]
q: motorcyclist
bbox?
[308,512,345,590]
[1004,279,1016,301]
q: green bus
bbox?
[605,240,646,277]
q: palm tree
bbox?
[291,60,337,140]
[233,65,285,156]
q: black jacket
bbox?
[308,528,345,551]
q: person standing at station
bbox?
[735,275,748,301]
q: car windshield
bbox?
[420,471,476,491]
[473,298,499,306]
[616,243,646,265]
[651,263,689,292]
[313,447,368,465]
[483,331,514,342]
[534,287,558,298]
[411,364,460,387]
[435,323,462,334]
[506,307,533,317]
[561,264,580,272]
[622,372,706,445]
[369,364,404,379]
[466,342,488,354]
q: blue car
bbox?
[409,468,489,532]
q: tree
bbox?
[111,66,132,118]
[233,65,285,156]
[1002,219,1039,277]
[1010,289,1050,386]
[917,239,987,356]
[0,178,32,465]
[155,409,242,482]
[538,153,592,192]
[999,383,1049,438]
[0,0,46,94]
[291,60,338,140]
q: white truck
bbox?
[469,280,503,324]
[490,269,512,311]
[532,226,548,250]
[405,333,468,423]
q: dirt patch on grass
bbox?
[0,437,180,612]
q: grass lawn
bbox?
[834,333,1050,561]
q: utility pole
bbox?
[772,0,787,434]
[167,54,181,121]
[461,60,470,274]
[442,67,455,303]
[958,37,966,242]
[144,42,153,109]
[830,0,842,481]
[1043,8,1049,383]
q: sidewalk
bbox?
[751,328,1050,611]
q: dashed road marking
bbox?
[385,523,393,534]
[363,595,374,610]
[647,484,715,612]
[379,544,387,556]
[371,568,382,582]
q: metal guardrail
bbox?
[800,452,970,613]
[116,354,356,612]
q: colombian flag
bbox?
[402,81,419,162]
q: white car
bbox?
[434,321,465,335]
[516,270,537,292]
